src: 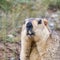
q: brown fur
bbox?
[20,18,59,60]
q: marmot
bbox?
[20,18,59,60]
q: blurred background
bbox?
[0,0,60,60]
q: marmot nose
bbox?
[26,22,35,36]
[26,22,33,29]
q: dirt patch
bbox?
[0,41,21,60]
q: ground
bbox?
[0,30,60,60]
[0,41,21,60]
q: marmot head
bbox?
[23,18,50,39]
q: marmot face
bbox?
[23,18,50,39]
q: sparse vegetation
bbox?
[0,0,60,42]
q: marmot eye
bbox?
[38,20,42,24]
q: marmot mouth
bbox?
[27,30,35,36]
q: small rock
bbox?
[8,34,14,38]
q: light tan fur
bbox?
[20,18,59,60]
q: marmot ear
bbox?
[43,18,48,26]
